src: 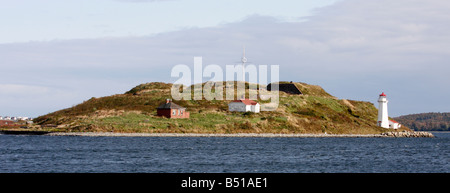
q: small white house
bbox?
[228,99,260,113]
[18,117,29,121]
[389,120,402,129]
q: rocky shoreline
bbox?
[380,131,435,138]
[43,131,435,138]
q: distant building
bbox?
[156,99,190,119]
[228,99,260,113]
[18,117,29,121]
[0,116,32,122]
[389,119,402,129]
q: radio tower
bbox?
[241,46,247,82]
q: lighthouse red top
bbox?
[379,92,386,97]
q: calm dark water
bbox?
[0,133,448,173]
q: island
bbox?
[1,81,434,137]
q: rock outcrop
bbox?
[381,131,434,138]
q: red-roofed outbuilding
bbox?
[228,99,260,113]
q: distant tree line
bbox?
[394,112,450,131]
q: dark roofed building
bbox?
[157,99,190,119]
[267,82,303,95]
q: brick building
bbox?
[156,99,190,119]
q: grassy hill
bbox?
[33,81,408,134]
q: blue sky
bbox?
[1,0,336,43]
[1,0,449,118]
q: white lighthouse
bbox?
[377,92,389,128]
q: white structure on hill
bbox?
[241,46,247,82]
[389,120,401,129]
[228,99,260,113]
[377,92,390,128]
[377,92,402,129]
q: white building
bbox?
[18,117,29,121]
[377,92,390,128]
[0,116,32,121]
[228,99,260,113]
[389,120,402,129]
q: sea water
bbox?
[0,132,448,173]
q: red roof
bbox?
[232,99,258,105]
[389,119,398,123]
[379,92,386,97]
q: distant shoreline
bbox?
[0,130,435,138]
[42,131,434,138]
[46,132,381,137]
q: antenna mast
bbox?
[241,46,247,82]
